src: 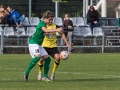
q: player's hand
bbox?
[49,32,53,34]
[57,27,63,31]
[57,27,63,33]
[66,43,72,51]
[45,32,49,35]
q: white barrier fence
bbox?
[1,26,120,54]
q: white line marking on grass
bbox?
[1,67,120,80]
[4,67,17,70]
[0,79,12,81]
[0,67,23,70]
[57,71,120,78]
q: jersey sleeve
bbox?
[36,21,46,30]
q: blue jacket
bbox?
[9,9,20,22]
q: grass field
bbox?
[0,54,120,90]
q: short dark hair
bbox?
[89,6,95,10]
[7,6,12,9]
[43,10,54,19]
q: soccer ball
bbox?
[60,51,69,60]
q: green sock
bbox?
[25,57,40,74]
[44,57,51,77]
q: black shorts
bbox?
[44,47,59,58]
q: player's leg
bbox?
[39,46,51,82]
[38,47,52,81]
[49,47,60,81]
[51,54,60,81]
[24,44,41,82]
[52,54,60,74]
[38,48,49,80]
[42,55,51,82]
[38,58,44,80]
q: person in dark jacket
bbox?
[7,6,25,28]
[63,14,73,37]
[87,6,100,31]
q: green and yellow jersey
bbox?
[42,23,58,48]
[29,21,46,45]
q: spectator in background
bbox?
[87,6,100,31]
[0,5,4,23]
[63,14,73,37]
[0,5,9,25]
[7,6,25,28]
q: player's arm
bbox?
[42,26,62,33]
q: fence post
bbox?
[0,30,3,54]
[29,0,32,20]
[102,31,104,53]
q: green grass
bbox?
[0,54,120,90]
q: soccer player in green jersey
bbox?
[24,10,62,82]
